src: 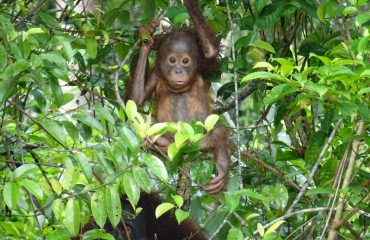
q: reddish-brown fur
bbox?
[80,193,207,240]
[126,0,230,195]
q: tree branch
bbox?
[213,80,259,114]
[286,119,343,214]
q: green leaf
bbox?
[61,40,74,61]
[227,227,244,240]
[38,12,59,27]
[82,229,114,240]
[355,13,370,27]
[204,114,219,132]
[144,154,168,183]
[175,209,189,224]
[74,114,105,133]
[3,182,20,209]
[91,190,107,229]
[50,179,63,195]
[305,82,328,97]
[257,223,265,237]
[357,37,368,54]
[123,172,140,206]
[120,127,140,152]
[155,202,175,218]
[252,40,276,53]
[75,152,93,182]
[147,123,168,136]
[49,76,64,107]
[0,59,30,104]
[241,71,284,83]
[265,220,285,236]
[62,121,80,144]
[307,187,336,195]
[60,165,79,190]
[22,27,45,41]
[32,90,47,112]
[173,12,189,25]
[167,143,179,161]
[105,185,122,227]
[40,119,68,147]
[17,179,43,200]
[172,195,184,208]
[85,37,97,59]
[94,106,115,125]
[133,167,152,193]
[0,43,7,71]
[263,84,297,105]
[52,199,65,221]
[14,164,38,179]
[63,198,81,237]
[126,100,138,121]
[342,6,357,15]
[41,52,68,69]
[174,132,188,149]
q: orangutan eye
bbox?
[182,58,189,64]
[169,57,176,64]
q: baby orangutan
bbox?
[127,0,230,194]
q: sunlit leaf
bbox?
[82,229,115,240]
[265,220,286,236]
[175,209,189,224]
[0,43,7,71]
[172,195,184,208]
[126,100,138,121]
[18,179,44,200]
[133,167,152,193]
[252,40,276,53]
[257,223,265,237]
[241,71,284,83]
[91,190,107,229]
[204,114,219,132]
[14,164,38,179]
[3,182,19,209]
[155,202,175,219]
[227,227,244,240]
[63,198,81,237]
[74,114,105,133]
[105,186,122,227]
[123,172,140,206]
[40,119,68,147]
[144,154,168,183]
[85,37,97,59]
[75,152,93,182]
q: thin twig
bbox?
[208,211,233,240]
[213,80,259,114]
[286,119,343,214]
[15,0,48,30]
[328,121,365,240]
[253,207,331,236]
[241,151,304,194]
[225,0,243,191]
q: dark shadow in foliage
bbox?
[81,193,207,240]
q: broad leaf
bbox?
[123,172,140,206]
[155,203,175,218]
[105,186,122,227]
[133,167,152,193]
[91,190,107,229]
[17,179,43,200]
[144,154,168,183]
[3,182,20,209]
[63,198,81,237]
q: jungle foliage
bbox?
[0,0,369,239]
